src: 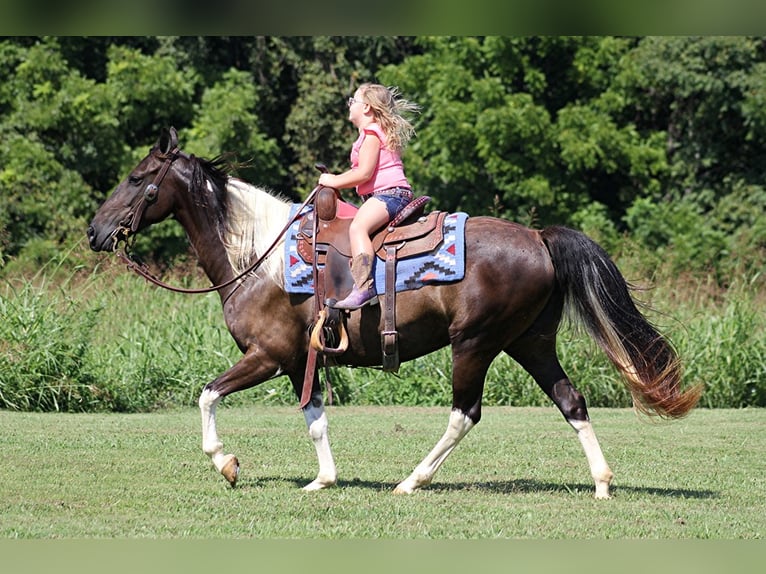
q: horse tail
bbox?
[540,225,702,418]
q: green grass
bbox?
[1,406,763,539]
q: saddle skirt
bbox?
[284,202,468,295]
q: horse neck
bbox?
[173,176,290,299]
[173,201,238,299]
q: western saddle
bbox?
[297,186,446,378]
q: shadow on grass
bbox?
[425,479,718,499]
[237,476,718,499]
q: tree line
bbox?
[1,36,764,281]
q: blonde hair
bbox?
[357,83,420,153]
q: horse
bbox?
[87,127,701,498]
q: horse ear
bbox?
[157,127,178,154]
[168,126,178,149]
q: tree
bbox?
[183,68,284,188]
[612,36,766,199]
[380,36,652,225]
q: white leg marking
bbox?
[198,389,236,473]
[302,399,337,491]
[394,409,475,494]
[568,418,614,499]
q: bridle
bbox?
[114,148,321,298]
[117,146,180,238]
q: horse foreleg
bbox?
[394,409,475,494]
[567,418,614,499]
[199,388,239,487]
[198,350,281,487]
[301,394,337,491]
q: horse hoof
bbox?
[393,483,414,495]
[221,455,240,488]
[302,478,336,491]
[594,471,613,499]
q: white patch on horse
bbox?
[221,178,291,287]
[302,401,337,490]
[199,388,228,470]
[567,418,614,499]
[394,409,475,493]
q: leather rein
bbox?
[115,149,319,298]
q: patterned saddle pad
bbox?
[284,205,468,294]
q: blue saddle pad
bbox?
[284,205,467,294]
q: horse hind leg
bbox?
[508,343,614,499]
[567,413,614,499]
[394,350,487,494]
[549,378,614,498]
[394,409,475,494]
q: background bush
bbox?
[1,247,763,412]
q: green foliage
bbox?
[2,35,765,277]
[674,296,766,409]
[0,277,101,411]
[711,180,766,277]
[613,37,766,193]
[624,178,766,282]
[183,69,284,186]
[569,201,621,254]
[104,44,199,148]
[285,58,357,197]
[624,197,729,278]
[382,36,678,227]
[741,61,766,143]
[7,39,125,191]
[0,129,93,262]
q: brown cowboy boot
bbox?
[333,253,378,310]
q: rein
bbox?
[116,152,321,298]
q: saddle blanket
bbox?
[284,204,468,295]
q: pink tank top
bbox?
[350,123,410,197]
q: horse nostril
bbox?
[87,225,97,249]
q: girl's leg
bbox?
[333,198,390,310]
[348,198,390,257]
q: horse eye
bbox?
[128,175,143,186]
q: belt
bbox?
[363,187,413,201]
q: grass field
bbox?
[1,405,763,539]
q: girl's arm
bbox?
[319,132,380,189]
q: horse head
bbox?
[87,127,183,252]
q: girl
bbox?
[318,83,420,310]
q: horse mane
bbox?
[188,155,291,287]
[188,155,229,225]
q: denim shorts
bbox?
[365,188,414,219]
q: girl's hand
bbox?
[318,173,336,187]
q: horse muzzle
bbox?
[87,223,129,252]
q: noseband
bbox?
[119,147,181,237]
